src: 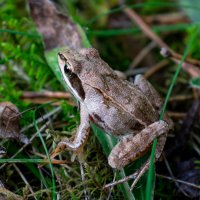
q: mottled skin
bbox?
[53,47,173,187]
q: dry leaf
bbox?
[0,102,29,144]
[29,0,82,50]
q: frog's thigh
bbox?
[134,75,174,129]
[134,74,163,112]
[108,120,168,169]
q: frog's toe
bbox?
[108,150,127,169]
[108,153,121,169]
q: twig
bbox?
[169,95,193,102]
[168,111,186,119]
[157,173,200,190]
[144,60,169,78]
[21,91,75,105]
[125,67,147,77]
[123,7,169,49]
[163,49,200,67]
[21,106,61,133]
[144,12,188,25]
[21,91,72,99]
[13,164,37,200]
[161,48,200,77]
[21,99,65,105]
[128,41,156,70]
[123,7,200,77]
[106,172,116,200]
[163,155,189,197]
[103,171,137,189]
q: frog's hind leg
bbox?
[108,120,168,188]
[134,74,173,129]
[130,132,167,190]
[134,74,163,113]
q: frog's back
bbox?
[84,73,159,135]
[102,76,159,125]
[79,55,159,128]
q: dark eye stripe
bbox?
[63,66,85,100]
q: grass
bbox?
[87,2,200,25]
[87,24,193,37]
[146,23,199,198]
[33,103,57,200]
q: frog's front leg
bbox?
[108,120,169,187]
[50,104,90,159]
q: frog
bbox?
[51,47,173,188]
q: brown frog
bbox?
[52,47,173,188]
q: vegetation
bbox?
[0,0,199,199]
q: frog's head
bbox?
[58,48,86,102]
[58,48,100,75]
[58,48,101,102]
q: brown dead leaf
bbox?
[0,102,29,144]
[28,0,82,50]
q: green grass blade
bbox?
[88,23,193,37]
[0,159,46,163]
[32,104,57,200]
[190,77,200,89]
[146,25,200,200]
[91,125,136,200]
[87,2,200,25]
[0,29,40,38]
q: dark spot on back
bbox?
[129,121,144,132]
[93,114,104,123]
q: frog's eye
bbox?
[64,64,71,74]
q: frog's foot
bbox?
[108,120,168,189]
[49,104,90,160]
[42,138,85,166]
[49,141,68,160]
[44,105,90,165]
[37,141,69,168]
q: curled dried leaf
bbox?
[0,102,20,139]
[0,102,29,144]
[28,0,82,50]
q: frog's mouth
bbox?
[62,63,85,101]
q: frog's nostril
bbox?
[59,53,66,61]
